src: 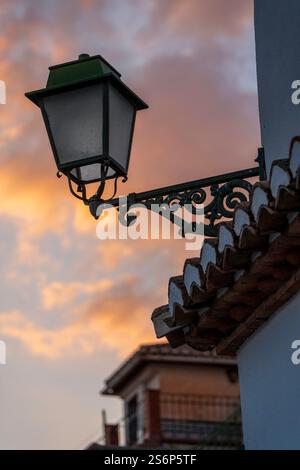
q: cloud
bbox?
[139,0,252,41]
[129,49,259,194]
[42,279,114,310]
[0,310,91,359]
[0,277,158,359]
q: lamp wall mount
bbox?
[90,148,266,238]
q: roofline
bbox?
[101,344,237,396]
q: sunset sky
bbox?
[0,0,260,449]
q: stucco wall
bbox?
[159,363,239,397]
[255,0,300,176]
[119,362,239,400]
[238,292,300,449]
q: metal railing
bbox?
[160,393,242,448]
[98,393,243,449]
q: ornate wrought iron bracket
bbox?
[94,148,266,238]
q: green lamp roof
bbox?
[25,53,148,110]
[46,53,121,88]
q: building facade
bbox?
[101,344,242,449]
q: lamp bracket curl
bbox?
[95,148,266,237]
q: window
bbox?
[126,395,138,445]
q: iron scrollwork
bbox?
[95,149,265,237]
[104,167,259,238]
[204,178,253,236]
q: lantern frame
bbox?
[25,54,148,186]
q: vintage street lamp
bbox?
[26,53,265,236]
[25,53,148,216]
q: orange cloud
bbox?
[0,161,69,232]
[0,310,92,359]
[42,279,114,310]
[0,277,157,359]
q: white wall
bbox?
[255,0,300,176]
[238,292,300,449]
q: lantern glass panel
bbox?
[108,84,135,172]
[70,163,116,184]
[43,83,104,167]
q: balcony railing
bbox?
[159,393,242,448]
[123,392,242,448]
